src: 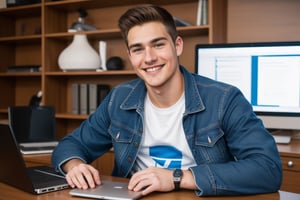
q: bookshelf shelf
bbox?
[56,113,88,120]
[0,72,41,77]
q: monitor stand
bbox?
[271,130,293,144]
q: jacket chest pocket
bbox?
[194,125,231,163]
[109,122,135,143]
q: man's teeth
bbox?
[146,66,160,72]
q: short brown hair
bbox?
[118,5,178,47]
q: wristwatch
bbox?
[173,169,182,191]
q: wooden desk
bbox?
[0,176,300,200]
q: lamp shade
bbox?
[58,34,100,71]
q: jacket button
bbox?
[133,142,139,147]
[127,157,132,163]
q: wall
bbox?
[227,0,300,43]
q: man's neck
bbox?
[147,72,184,108]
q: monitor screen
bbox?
[195,41,300,130]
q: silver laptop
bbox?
[8,105,58,154]
[70,180,143,200]
[0,124,69,194]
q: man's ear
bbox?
[175,36,183,56]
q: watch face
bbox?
[174,169,182,177]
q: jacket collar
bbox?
[120,66,205,114]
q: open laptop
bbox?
[70,180,143,200]
[8,105,58,154]
[0,124,69,194]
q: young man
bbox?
[52,5,282,196]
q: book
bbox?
[96,84,110,105]
[71,83,80,114]
[196,0,208,25]
[88,84,110,114]
[196,0,203,26]
[202,0,208,25]
[7,65,41,73]
[80,83,89,115]
[88,83,98,114]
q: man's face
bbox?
[127,22,183,89]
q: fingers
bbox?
[129,173,152,195]
[129,172,151,191]
[129,169,152,189]
[66,163,101,190]
[128,167,174,195]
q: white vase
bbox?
[58,34,100,71]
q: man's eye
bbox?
[155,43,165,49]
[131,47,143,53]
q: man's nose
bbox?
[144,47,157,64]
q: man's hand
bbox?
[128,167,174,195]
[63,158,101,189]
[128,167,197,195]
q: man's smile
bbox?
[144,64,164,72]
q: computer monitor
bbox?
[195,41,300,130]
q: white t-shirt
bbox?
[131,92,196,174]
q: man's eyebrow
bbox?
[128,37,168,50]
[151,37,168,43]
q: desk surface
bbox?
[277,139,300,157]
[1,176,300,200]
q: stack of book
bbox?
[7,65,41,72]
[196,0,208,25]
[72,83,110,115]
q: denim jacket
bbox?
[52,66,282,196]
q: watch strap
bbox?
[174,179,180,191]
[173,169,182,191]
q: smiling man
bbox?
[52,5,282,197]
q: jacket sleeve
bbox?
[190,87,282,196]
[51,95,113,174]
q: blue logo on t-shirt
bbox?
[149,145,182,169]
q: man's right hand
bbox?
[62,158,101,189]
